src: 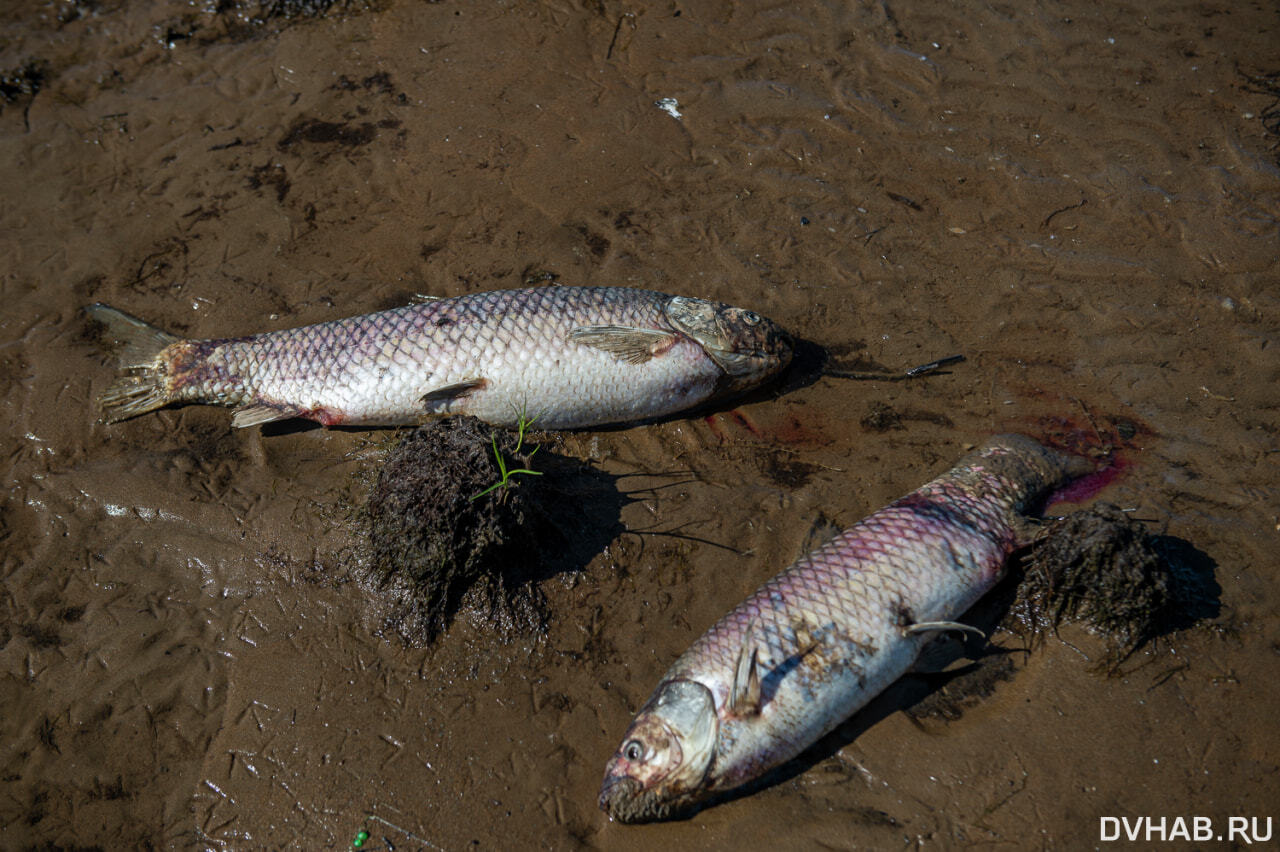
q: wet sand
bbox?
[2,0,1277,847]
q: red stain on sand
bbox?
[1050,455,1131,508]
[704,406,831,446]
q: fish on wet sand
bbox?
[599,434,1093,822]
[88,286,792,430]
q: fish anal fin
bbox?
[730,621,763,717]
[905,621,986,641]
[421,378,488,412]
[568,326,677,365]
[232,403,305,429]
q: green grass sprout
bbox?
[470,411,541,500]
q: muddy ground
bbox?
[2,0,1277,848]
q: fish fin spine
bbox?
[905,621,986,641]
[87,303,182,423]
[730,620,763,716]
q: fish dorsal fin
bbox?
[232,402,304,428]
[567,326,677,365]
[730,620,763,717]
[421,378,487,411]
[905,621,986,641]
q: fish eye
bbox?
[741,311,761,326]
[624,739,644,761]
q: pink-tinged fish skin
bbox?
[600,434,1093,823]
[88,286,792,430]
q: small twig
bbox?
[354,814,441,849]
[1042,197,1087,228]
[826,354,965,382]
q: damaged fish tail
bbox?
[86,303,182,423]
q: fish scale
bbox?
[600,434,1094,821]
[89,286,791,430]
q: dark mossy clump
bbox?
[1008,502,1219,668]
[361,417,625,647]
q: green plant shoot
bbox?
[471,412,542,500]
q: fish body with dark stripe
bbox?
[87,286,791,430]
[599,435,1093,822]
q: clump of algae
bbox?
[1009,502,1217,669]
[359,417,624,646]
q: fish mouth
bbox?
[599,774,697,824]
[598,774,642,819]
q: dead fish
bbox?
[599,434,1093,822]
[87,286,792,430]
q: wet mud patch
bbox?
[247,162,291,202]
[358,418,627,646]
[277,116,401,151]
[859,400,954,433]
[904,654,1016,723]
[155,0,382,48]
[1031,407,1154,462]
[756,451,824,489]
[0,61,45,106]
[1241,68,1280,163]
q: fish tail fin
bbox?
[86,303,182,423]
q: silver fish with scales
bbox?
[88,286,791,430]
[599,434,1093,822]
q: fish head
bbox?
[598,678,719,823]
[664,297,793,391]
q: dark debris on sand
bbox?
[1006,502,1219,670]
[360,417,626,647]
[156,0,381,49]
[0,62,46,105]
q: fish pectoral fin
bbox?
[905,621,987,641]
[232,402,305,429]
[421,378,488,410]
[567,326,678,365]
[730,623,763,717]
